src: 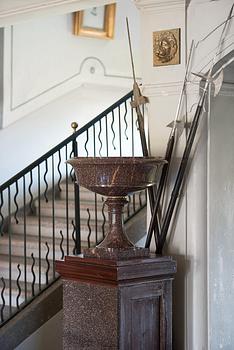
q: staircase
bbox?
[0,179,146,317]
[0,90,148,326]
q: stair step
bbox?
[0,280,41,308]
[59,183,103,201]
[0,234,78,260]
[11,215,104,244]
[59,183,146,207]
[0,254,56,284]
[34,198,106,221]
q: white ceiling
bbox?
[0,0,114,27]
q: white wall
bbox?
[2,0,140,128]
[136,0,234,349]
[0,0,141,184]
[208,91,234,350]
[0,84,128,184]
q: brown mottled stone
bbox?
[66,157,166,258]
[66,157,166,197]
[56,255,176,349]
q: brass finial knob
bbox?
[71,122,78,133]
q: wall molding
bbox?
[0,0,114,27]
[9,26,132,112]
[143,81,199,97]
[134,0,185,12]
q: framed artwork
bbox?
[73,4,116,39]
[153,28,181,66]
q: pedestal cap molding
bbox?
[56,255,177,286]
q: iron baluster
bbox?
[98,120,103,157]
[57,149,62,192]
[31,253,36,297]
[13,181,19,224]
[52,155,55,279]
[85,129,89,157]
[0,277,6,323]
[28,170,34,213]
[71,220,77,255]
[65,145,69,255]
[72,123,81,254]
[105,115,109,156]
[8,187,12,315]
[118,105,122,156]
[23,176,27,302]
[93,125,98,244]
[0,191,4,236]
[37,166,41,291]
[127,195,131,217]
[43,159,49,202]
[101,197,106,240]
[139,191,143,207]
[131,97,134,156]
[16,264,22,310]
[123,101,129,141]
[111,110,116,150]
[133,194,136,212]
[45,242,50,285]
[59,230,64,260]
[87,208,91,248]
[69,149,75,182]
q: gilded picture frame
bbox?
[73,4,116,39]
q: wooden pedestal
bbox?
[56,255,176,350]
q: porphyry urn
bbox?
[67,157,166,259]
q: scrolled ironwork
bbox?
[13,181,19,224]
[28,170,34,214]
[111,110,116,150]
[45,242,50,285]
[98,120,103,157]
[57,150,62,192]
[101,197,106,240]
[0,277,6,323]
[16,264,22,310]
[71,220,77,255]
[0,192,4,236]
[85,129,89,157]
[87,208,91,248]
[59,230,64,260]
[43,159,49,203]
[31,253,36,297]
[123,101,129,141]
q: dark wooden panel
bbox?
[119,280,173,349]
[131,296,160,350]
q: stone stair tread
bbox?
[34,197,105,209]
[0,253,55,267]
[13,214,105,228]
[10,215,105,243]
[0,234,88,260]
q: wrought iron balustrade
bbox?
[0,90,147,326]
